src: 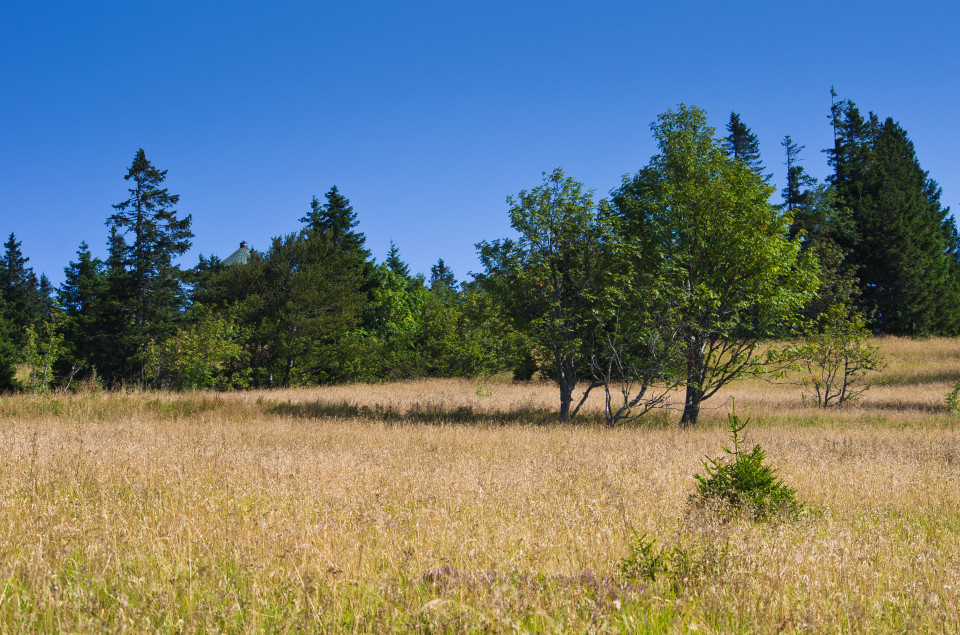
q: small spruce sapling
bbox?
[617,531,668,582]
[690,402,801,520]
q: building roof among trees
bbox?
[223,241,251,266]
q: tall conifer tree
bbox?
[300,186,369,257]
[430,259,456,291]
[300,186,383,335]
[0,294,17,390]
[724,112,769,180]
[385,241,410,278]
[103,149,193,381]
[827,99,960,334]
[58,242,106,377]
[0,233,49,357]
[781,137,816,217]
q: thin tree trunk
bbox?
[41,358,50,392]
[64,364,81,391]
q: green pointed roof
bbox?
[223,240,251,266]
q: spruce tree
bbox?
[781,136,817,236]
[724,112,769,180]
[0,294,17,391]
[301,185,377,315]
[299,186,369,256]
[104,149,193,381]
[0,233,49,357]
[827,99,960,334]
[58,242,106,378]
[430,258,456,291]
[385,241,410,278]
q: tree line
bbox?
[1,94,956,425]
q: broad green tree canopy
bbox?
[614,104,818,425]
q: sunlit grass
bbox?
[0,337,958,631]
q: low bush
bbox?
[774,305,885,408]
[946,381,960,415]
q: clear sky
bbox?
[3,0,958,287]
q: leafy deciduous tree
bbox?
[24,304,66,393]
[589,285,686,426]
[779,305,885,408]
[614,105,818,426]
[143,305,249,390]
[477,168,613,421]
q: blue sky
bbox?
[3,1,958,286]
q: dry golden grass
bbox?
[0,337,958,632]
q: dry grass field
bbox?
[0,337,959,632]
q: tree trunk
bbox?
[680,339,706,427]
[680,383,702,426]
[64,364,81,391]
[559,380,573,422]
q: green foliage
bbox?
[613,104,818,425]
[23,305,66,394]
[724,112,768,180]
[346,266,515,381]
[57,241,106,383]
[828,98,960,335]
[617,532,671,582]
[945,382,960,415]
[198,230,366,387]
[0,233,51,360]
[617,530,728,598]
[780,135,818,225]
[781,141,862,320]
[429,258,456,291]
[102,149,194,382]
[779,141,860,311]
[299,185,369,257]
[589,279,686,426]
[776,305,885,407]
[384,241,410,279]
[358,264,429,380]
[194,191,520,386]
[0,295,18,392]
[474,379,494,398]
[691,406,801,520]
[143,306,249,390]
[477,168,614,421]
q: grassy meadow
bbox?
[0,337,959,632]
